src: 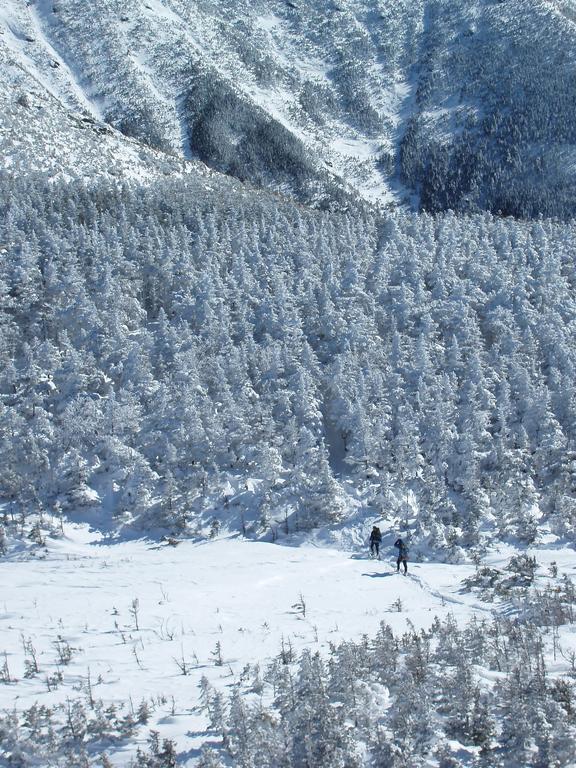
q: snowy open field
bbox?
[3,525,576,765]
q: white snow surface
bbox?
[0,0,419,205]
[3,524,576,764]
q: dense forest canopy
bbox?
[1,173,575,554]
[4,2,576,766]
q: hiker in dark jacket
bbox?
[394,537,408,574]
[369,526,382,559]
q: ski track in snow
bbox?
[4,526,576,763]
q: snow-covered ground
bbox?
[3,524,576,764]
[0,0,418,206]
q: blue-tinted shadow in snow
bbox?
[362,571,396,578]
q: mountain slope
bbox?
[401,0,576,217]
[2,0,417,206]
[2,0,576,555]
[0,46,201,185]
[4,5,576,767]
[4,0,576,215]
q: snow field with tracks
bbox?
[2,525,576,764]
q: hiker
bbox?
[369,525,382,559]
[394,537,408,574]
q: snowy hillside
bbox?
[2,161,576,555]
[0,0,416,206]
[0,47,232,188]
[4,0,576,214]
[3,0,576,765]
[2,523,576,766]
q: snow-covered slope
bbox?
[0,51,189,184]
[1,0,412,206]
[3,523,576,766]
[3,2,576,764]
[4,0,576,214]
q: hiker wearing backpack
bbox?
[394,537,408,574]
[369,525,382,559]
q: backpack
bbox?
[372,527,382,542]
[394,538,408,556]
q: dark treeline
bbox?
[401,0,576,218]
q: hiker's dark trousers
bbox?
[370,542,380,557]
[397,556,408,573]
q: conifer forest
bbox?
[2,0,576,766]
